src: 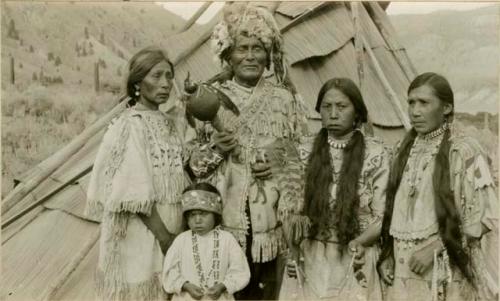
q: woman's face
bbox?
[229,36,268,88]
[136,60,173,110]
[320,88,357,138]
[187,210,216,236]
[407,84,452,134]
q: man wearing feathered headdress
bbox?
[187,3,310,299]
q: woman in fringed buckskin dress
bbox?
[378,72,498,301]
[84,46,191,301]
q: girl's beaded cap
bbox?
[181,190,222,215]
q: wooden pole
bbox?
[280,2,330,34]
[362,36,412,130]
[351,2,364,88]
[1,99,127,215]
[350,2,374,136]
[10,56,15,85]
[94,61,100,92]
[363,2,417,81]
[2,165,93,229]
[177,2,212,34]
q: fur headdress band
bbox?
[210,2,286,83]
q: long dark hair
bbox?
[379,72,473,283]
[123,46,174,106]
[304,78,367,252]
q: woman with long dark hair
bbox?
[377,72,498,300]
[286,78,390,300]
[85,46,191,300]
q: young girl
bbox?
[162,183,250,300]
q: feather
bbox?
[210,85,240,116]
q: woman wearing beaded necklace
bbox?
[377,72,498,300]
[285,78,390,300]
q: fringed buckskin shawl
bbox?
[85,108,191,301]
[190,78,310,263]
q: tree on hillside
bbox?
[8,19,19,40]
[32,72,38,81]
[84,27,90,39]
[99,32,105,44]
[54,56,62,67]
[48,52,54,61]
[29,45,34,53]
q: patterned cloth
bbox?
[387,123,498,301]
[189,78,310,263]
[287,133,390,300]
[85,107,192,301]
[162,229,250,300]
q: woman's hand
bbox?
[409,239,442,275]
[205,283,226,300]
[213,130,238,155]
[378,257,395,286]
[158,233,175,255]
[182,282,204,300]
[348,240,365,270]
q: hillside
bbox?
[390,5,499,113]
[1,2,189,195]
[1,2,187,91]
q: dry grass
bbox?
[1,84,117,196]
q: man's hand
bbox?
[182,282,204,300]
[251,161,272,179]
[205,283,226,300]
[377,257,395,286]
[213,130,238,154]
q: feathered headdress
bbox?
[210,2,286,84]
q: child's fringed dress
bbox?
[85,107,191,301]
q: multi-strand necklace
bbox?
[192,228,221,290]
[406,123,448,200]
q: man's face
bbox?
[408,84,452,134]
[229,36,268,88]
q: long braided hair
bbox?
[304,78,368,253]
[378,72,474,283]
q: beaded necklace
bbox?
[327,131,354,149]
[406,123,448,200]
[192,227,221,290]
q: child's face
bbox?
[187,210,216,235]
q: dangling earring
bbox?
[135,87,140,97]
